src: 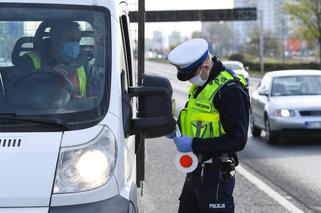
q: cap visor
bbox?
[177,69,197,81]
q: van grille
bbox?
[0,139,22,147]
[300,111,321,116]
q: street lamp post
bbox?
[137,0,145,85]
[280,11,285,63]
[136,0,145,190]
[259,10,264,72]
[316,0,321,65]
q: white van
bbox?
[0,0,175,212]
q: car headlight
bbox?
[275,109,296,117]
[54,127,117,193]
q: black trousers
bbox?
[178,164,235,213]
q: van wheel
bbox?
[250,113,261,137]
[265,117,278,144]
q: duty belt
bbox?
[198,153,236,183]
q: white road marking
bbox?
[236,165,305,213]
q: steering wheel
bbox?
[13,69,76,96]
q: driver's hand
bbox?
[53,64,69,77]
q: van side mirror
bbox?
[129,74,176,138]
[258,89,269,96]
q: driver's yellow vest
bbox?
[25,52,87,97]
[179,70,247,139]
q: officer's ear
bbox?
[202,63,211,73]
[202,57,213,73]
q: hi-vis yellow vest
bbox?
[179,70,247,139]
[25,52,87,97]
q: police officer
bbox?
[168,38,249,213]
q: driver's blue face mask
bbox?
[61,42,80,62]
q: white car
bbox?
[250,70,321,144]
[222,60,249,84]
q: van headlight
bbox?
[54,127,117,193]
[275,109,296,117]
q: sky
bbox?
[128,0,234,41]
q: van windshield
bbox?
[0,5,111,131]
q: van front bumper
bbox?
[49,195,136,213]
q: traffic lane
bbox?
[145,61,262,90]
[145,61,189,115]
[143,62,295,212]
[239,135,321,212]
[139,137,184,213]
[146,61,262,114]
[140,137,291,213]
[145,61,320,211]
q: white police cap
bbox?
[168,38,209,81]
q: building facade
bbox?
[233,0,289,52]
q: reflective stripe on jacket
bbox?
[179,70,246,139]
[25,52,87,97]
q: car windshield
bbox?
[0,5,110,131]
[223,63,243,70]
[271,75,321,96]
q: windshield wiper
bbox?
[0,113,70,130]
[302,93,321,95]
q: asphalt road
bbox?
[138,61,321,213]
